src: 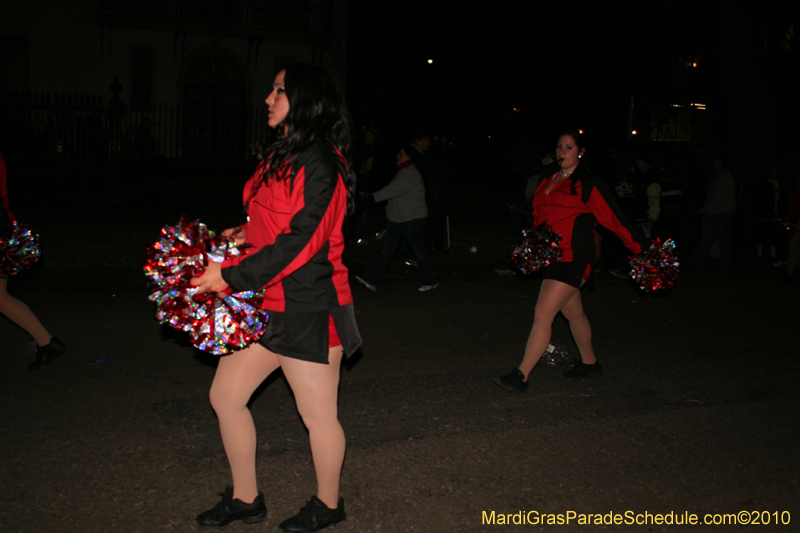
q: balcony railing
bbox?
[0,90,275,199]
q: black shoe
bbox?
[563,359,602,379]
[196,486,267,530]
[28,337,67,370]
[279,495,345,533]
[493,368,527,393]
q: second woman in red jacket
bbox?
[495,129,642,393]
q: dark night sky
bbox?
[342,0,800,189]
[345,1,715,145]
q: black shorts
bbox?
[541,261,592,289]
[257,302,362,364]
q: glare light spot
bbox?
[427,59,433,64]
[632,130,638,135]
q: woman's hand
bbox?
[190,261,229,294]
[222,226,247,245]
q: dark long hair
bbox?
[558,129,590,195]
[265,63,357,215]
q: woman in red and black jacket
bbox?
[191,64,360,532]
[495,130,642,393]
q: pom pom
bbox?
[144,216,240,289]
[149,286,268,355]
[629,238,680,292]
[0,222,41,277]
[144,217,269,355]
[511,224,563,274]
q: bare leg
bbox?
[560,287,596,365]
[518,279,580,379]
[279,346,345,509]
[209,343,280,503]
[0,277,51,346]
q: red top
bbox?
[534,173,642,262]
[0,151,15,223]
[221,142,353,313]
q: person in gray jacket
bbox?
[355,146,439,291]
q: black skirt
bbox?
[256,302,362,364]
[541,261,592,289]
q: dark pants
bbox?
[689,211,736,269]
[361,217,437,286]
[425,214,448,251]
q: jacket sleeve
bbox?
[0,151,15,223]
[585,177,643,255]
[372,167,416,202]
[221,147,344,291]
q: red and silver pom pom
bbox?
[511,225,563,274]
[629,238,680,292]
[144,217,269,355]
[144,216,240,289]
[1,222,41,277]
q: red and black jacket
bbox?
[534,173,643,263]
[0,151,15,236]
[221,142,353,313]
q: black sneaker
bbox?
[28,337,67,370]
[279,495,345,533]
[493,368,527,393]
[563,359,602,379]
[196,486,267,530]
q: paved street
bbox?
[1,196,798,532]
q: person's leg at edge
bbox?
[279,346,345,510]
[559,284,596,365]
[0,277,52,346]
[518,279,580,379]
[209,342,280,503]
